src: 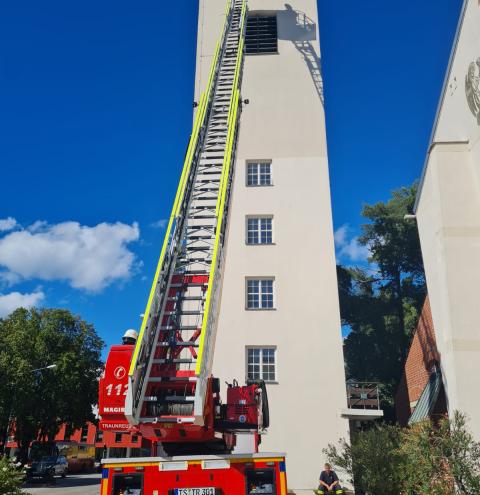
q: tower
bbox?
[415,0,480,438]
[195,1,349,490]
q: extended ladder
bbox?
[125,0,247,429]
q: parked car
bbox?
[25,455,68,481]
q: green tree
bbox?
[324,424,403,495]
[0,456,24,495]
[325,412,480,495]
[359,184,425,361]
[401,412,480,495]
[0,308,104,460]
[338,183,426,416]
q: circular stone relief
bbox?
[465,57,480,124]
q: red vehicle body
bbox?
[99,344,135,433]
[100,454,287,495]
[99,345,269,453]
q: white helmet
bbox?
[122,329,138,341]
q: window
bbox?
[113,473,143,495]
[80,426,89,442]
[64,424,73,441]
[247,348,276,382]
[115,433,123,443]
[245,15,278,55]
[247,217,273,245]
[95,429,104,443]
[246,279,274,309]
[247,162,272,186]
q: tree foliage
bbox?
[338,183,426,417]
[324,424,403,495]
[400,412,480,495]
[325,412,480,495]
[0,308,104,459]
[0,455,24,495]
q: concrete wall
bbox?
[415,0,480,437]
[195,1,349,491]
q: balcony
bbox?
[341,381,384,421]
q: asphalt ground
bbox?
[22,472,101,495]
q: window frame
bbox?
[245,277,275,310]
[245,216,274,245]
[246,346,277,383]
[246,161,273,187]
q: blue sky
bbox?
[0,0,462,353]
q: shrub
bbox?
[0,455,24,495]
[324,412,480,495]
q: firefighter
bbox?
[122,329,138,346]
[317,463,344,494]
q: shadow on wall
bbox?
[277,3,324,105]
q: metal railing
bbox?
[346,381,381,410]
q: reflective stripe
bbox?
[101,478,109,495]
[279,471,287,495]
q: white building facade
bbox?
[195,1,349,491]
[415,0,480,437]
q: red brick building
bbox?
[396,296,448,426]
[5,422,146,458]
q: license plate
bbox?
[174,488,215,495]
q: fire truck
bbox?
[98,1,288,493]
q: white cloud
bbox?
[150,219,168,229]
[0,217,18,232]
[334,224,370,263]
[334,224,349,246]
[0,291,45,318]
[0,221,140,292]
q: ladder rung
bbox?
[153,358,197,365]
[169,282,208,288]
[157,342,199,347]
[148,377,197,383]
[188,215,217,220]
[164,396,195,402]
[138,417,196,424]
[189,206,216,211]
[174,262,211,266]
[181,269,209,275]
[167,296,204,302]
[163,311,202,316]
[186,246,211,252]
[191,196,218,202]
[160,325,199,330]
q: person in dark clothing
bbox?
[317,463,344,494]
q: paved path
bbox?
[22,473,101,495]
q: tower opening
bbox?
[245,14,278,55]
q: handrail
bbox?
[346,381,381,410]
